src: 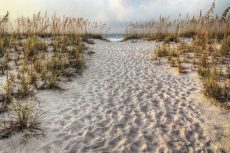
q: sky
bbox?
[0,0,229,32]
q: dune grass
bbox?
[125,0,229,43]
[149,1,230,105]
[0,12,108,139]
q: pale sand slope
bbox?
[0,40,229,153]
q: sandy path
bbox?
[0,40,225,153]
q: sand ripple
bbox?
[0,40,215,153]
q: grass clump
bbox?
[177,57,186,74]
[3,73,15,103]
[0,51,9,74]
[9,99,43,130]
[155,44,170,57]
[203,71,229,102]
[197,52,210,77]
[220,36,230,56]
[227,65,230,78]
[0,99,45,141]
[42,72,60,89]
[16,72,32,98]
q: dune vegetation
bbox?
[0,12,108,140]
[125,1,230,106]
[125,1,229,42]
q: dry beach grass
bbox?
[0,12,108,140]
[126,0,230,105]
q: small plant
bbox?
[48,53,68,74]
[0,99,45,141]
[177,57,186,74]
[198,66,210,77]
[68,53,84,70]
[167,56,172,63]
[28,66,39,86]
[75,54,84,70]
[150,52,161,65]
[33,54,45,73]
[192,55,197,66]
[164,35,178,43]
[17,73,31,98]
[227,65,230,79]
[9,99,41,129]
[212,67,221,80]
[170,47,178,57]
[0,51,9,74]
[178,44,194,54]
[35,40,48,51]
[203,73,221,99]
[0,38,4,56]
[220,36,230,56]
[155,44,170,57]
[42,71,60,89]
[3,73,15,103]
[169,57,177,67]
[23,37,38,59]
[198,51,209,68]
[211,50,220,64]
[198,52,210,77]
[193,45,200,57]
[222,84,230,101]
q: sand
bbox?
[0,40,229,153]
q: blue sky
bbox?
[0,0,229,32]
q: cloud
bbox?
[0,0,229,32]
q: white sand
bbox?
[0,40,229,153]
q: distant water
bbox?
[106,33,124,42]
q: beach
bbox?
[0,40,229,153]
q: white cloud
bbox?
[0,0,229,32]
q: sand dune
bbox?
[0,40,229,153]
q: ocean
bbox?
[106,33,124,42]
